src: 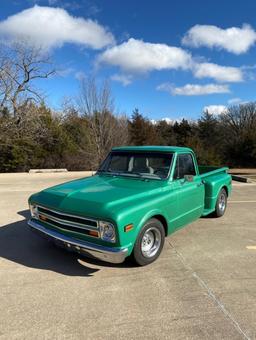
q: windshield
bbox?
[98,151,173,179]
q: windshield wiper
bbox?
[97,170,161,180]
[97,170,142,178]
[120,172,142,177]
[118,172,162,180]
[97,170,122,176]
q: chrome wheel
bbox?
[141,227,161,258]
[214,188,228,218]
[219,193,226,212]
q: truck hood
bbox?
[30,174,166,219]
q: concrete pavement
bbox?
[0,172,256,339]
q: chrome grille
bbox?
[36,205,99,237]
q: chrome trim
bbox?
[28,219,128,264]
[37,205,98,228]
[141,226,161,258]
[44,220,100,239]
[38,210,98,232]
[218,193,226,212]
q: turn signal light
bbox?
[124,224,134,232]
[39,214,47,221]
[89,230,99,237]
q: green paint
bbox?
[29,146,232,257]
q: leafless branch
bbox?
[78,76,128,168]
[0,40,55,115]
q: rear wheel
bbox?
[132,218,165,266]
[214,188,227,217]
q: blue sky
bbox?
[1,0,256,120]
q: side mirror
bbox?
[184,174,194,182]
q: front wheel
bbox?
[132,218,165,266]
[214,188,227,217]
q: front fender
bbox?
[136,209,168,237]
[117,208,169,256]
[111,186,176,255]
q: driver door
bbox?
[172,153,204,229]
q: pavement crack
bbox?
[168,240,251,340]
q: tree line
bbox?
[0,41,256,172]
[1,99,256,172]
[130,104,256,168]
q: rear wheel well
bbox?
[151,215,168,236]
[222,186,228,197]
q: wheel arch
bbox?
[214,185,228,208]
[222,185,229,197]
[151,214,168,237]
[137,210,169,237]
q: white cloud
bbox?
[157,83,230,96]
[150,119,157,125]
[228,97,242,105]
[75,71,86,81]
[151,117,176,125]
[56,67,74,77]
[98,37,243,84]
[0,5,115,50]
[98,38,192,73]
[193,63,243,82]
[203,105,228,115]
[151,117,183,125]
[182,24,256,54]
[111,74,132,86]
[161,117,174,124]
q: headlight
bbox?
[99,221,116,243]
[29,204,38,219]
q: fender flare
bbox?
[135,209,169,238]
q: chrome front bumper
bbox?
[28,219,128,264]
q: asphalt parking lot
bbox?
[0,172,256,340]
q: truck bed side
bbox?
[198,166,232,216]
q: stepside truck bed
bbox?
[198,166,232,216]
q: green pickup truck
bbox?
[28,146,232,266]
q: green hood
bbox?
[30,174,166,220]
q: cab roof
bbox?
[112,146,193,153]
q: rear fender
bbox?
[203,173,232,211]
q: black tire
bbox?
[214,188,227,217]
[132,218,165,266]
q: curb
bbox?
[29,169,68,173]
[231,175,252,183]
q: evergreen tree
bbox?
[155,120,176,145]
[128,108,158,145]
[198,110,220,148]
[173,119,193,146]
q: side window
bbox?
[173,154,196,179]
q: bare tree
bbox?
[79,76,114,116]
[78,77,128,168]
[219,102,256,166]
[222,103,256,135]
[0,41,55,116]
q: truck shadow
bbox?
[0,210,132,277]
